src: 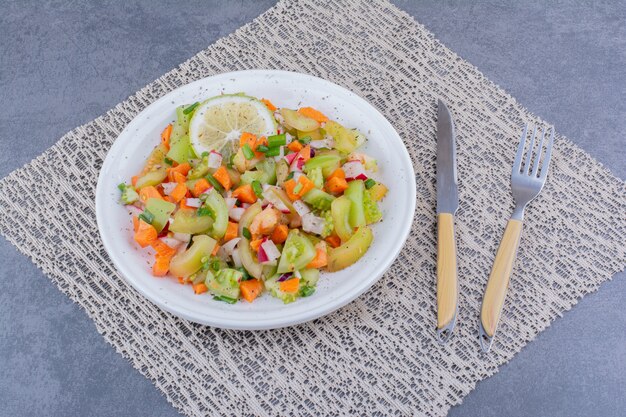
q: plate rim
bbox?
[95,69,416,330]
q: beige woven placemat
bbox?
[1,0,624,415]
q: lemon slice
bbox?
[188,94,276,157]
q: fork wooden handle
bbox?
[437,213,458,340]
[480,219,523,342]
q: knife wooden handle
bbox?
[437,213,458,336]
[480,219,523,344]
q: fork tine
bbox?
[539,127,555,179]
[523,125,537,174]
[513,124,528,172]
[531,127,546,177]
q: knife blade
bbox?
[435,99,459,344]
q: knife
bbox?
[435,99,459,344]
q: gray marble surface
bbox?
[1,1,624,416]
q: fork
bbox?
[479,124,555,352]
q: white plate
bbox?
[96,70,416,330]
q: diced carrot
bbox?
[177,276,185,284]
[191,178,211,197]
[132,215,140,232]
[152,255,171,277]
[298,107,328,123]
[326,177,349,194]
[279,278,300,293]
[212,166,232,191]
[232,184,257,204]
[211,244,220,256]
[134,220,157,248]
[150,240,177,258]
[270,224,288,244]
[283,176,315,201]
[131,175,139,187]
[260,98,277,111]
[325,234,341,248]
[168,162,191,177]
[298,145,311,161]
[306,244,328,268]
[249,238,264,252]
[139,186,163,203]
[161,124,173,149]
[327,168,345,181]
[193,283,208,295]
[169,183,188,203]
[240,279,263,302]
[224,222,239,242]
[253,136,268,158]
[171,171,186,184]
[287,141,303,152]
[240,132,257,149]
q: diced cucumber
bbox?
[145,198,176,232]
[237,238,263,279]
[300,268,319,286]
[262,263,278,281]
[280,108,320,132]
[167,134,195,164]
[344,180,366,228]
[169,209,214,234]
[264,274,299,304]
[206,268,242,299]
[368,183,388,201]
[275,159,289,186]
[233,148,247,173]
[135,168,168,189]
[363,187,382,224]
[304,154,341,177]
[170,235,217,278]
[302,188,335,211]
[203,189,228,239]
[331,195,354,242]
[238,202,262,235]
[118,184,139,205]
[277,229,317,273]
[327,226,373,272]
[307,167,324,189]
[256,158,277,184]
[187,157,209,180]
[296,129,323,141]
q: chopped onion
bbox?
[284,152,298,165]
[231,248,242,268]
[302,212,325,235]
[294,269,302,279]
[257,245,269,263]
[290,155,305,172]
[241,203,251,209]
[277,273,293,282]
[172,233,191,243]
[159,237,182,248]
[185,198,202,208]
[285,132,294,144]
[161,182,178,195]
[220,238,240,257]
[343,161,367,180]
[207,151,223,169]
[260,239,281,263]
[274,111,285,125]
[225,197,238,210]
[229,207,245,222]
[309,135,335,149]
[293,200,311,216]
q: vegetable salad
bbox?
[118,95,388,304]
